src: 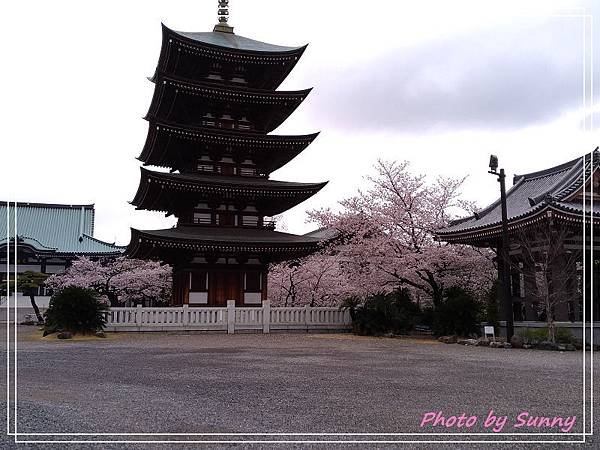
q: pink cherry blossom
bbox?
[270,159,494,307]
[46,256,172,306]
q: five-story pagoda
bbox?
[126,3,327,306]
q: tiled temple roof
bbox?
[0,202,124,256]
[437,150,600,242]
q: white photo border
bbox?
[5,9,595,446]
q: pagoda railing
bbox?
[188,219,277,229]
[104,301,351,333]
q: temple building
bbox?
[0,202,124,303]
[126,9,327,306]
[437,151,600,323]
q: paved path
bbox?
[0,326,597,448]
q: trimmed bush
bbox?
[342,289,420,336]
[44,286,108,335]
[433,287,481,337]
[518,327,575,345]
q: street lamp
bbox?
[488,155,514,341]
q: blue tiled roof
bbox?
[0,202,124,255]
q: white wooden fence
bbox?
[104,300,351,333]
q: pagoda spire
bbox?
[214,0,234,34]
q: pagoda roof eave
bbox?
[146,74,311,133]
[153,72,312,100]
[137,120,319,172]
[142,120,319,149]
[157,25,308,90]
[162,23,308,56]
[130,168,327,216]
[136,167,327,191]
[126,226,321,261]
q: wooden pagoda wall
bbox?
[172,265,267,307]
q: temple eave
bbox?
[438,203,600,245]
[126,226,321,261]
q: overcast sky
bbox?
[1,1,598,245]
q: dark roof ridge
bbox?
[556,149,600,199]
[513,152,591,182]
[447,215,477,227]
[526,157,586,206]
[162,23,307,55]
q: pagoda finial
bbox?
[214,0,234,34]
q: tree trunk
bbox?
[29,295,44,323]
[107,292,119,307]
[547,318,556,343]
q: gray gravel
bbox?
[0,325,597,449]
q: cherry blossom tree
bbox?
[304,159,494,307]
[46,256,172,306]
[269,248,359,307]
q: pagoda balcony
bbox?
[186,217,277,230]
[263,220,277,230]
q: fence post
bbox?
[182,304,189,327]
[262,300,270,334]
[305,304,311,332]
[136,304,143,329]
[227,300,235,334]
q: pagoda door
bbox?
[209,271,241,306]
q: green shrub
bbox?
[518,327,575,344]
[342,289,420,336]
[44,286,107,335]
[518,328,545,344]
[433,287,481,337]
[484,280,500,328]
[556,327,575,344]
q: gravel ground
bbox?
[0,325,597,449]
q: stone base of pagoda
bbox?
[171,264,267,307]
